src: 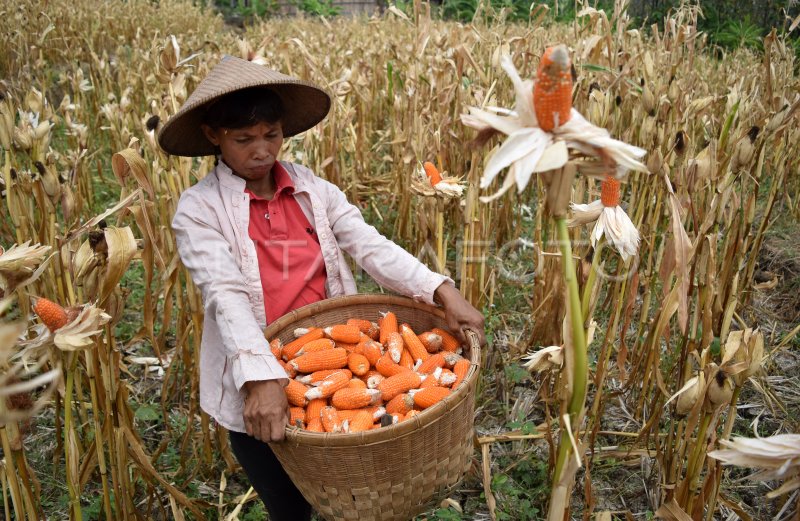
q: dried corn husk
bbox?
[665,371,705,417]
[704,364,734,412]
[721,328,765,385]
[53,304,110,351]
[0,242,52,293]
[709,434,800,498]
[522,345,564,373]
[410,162,464,198]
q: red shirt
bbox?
[246,162,327,323]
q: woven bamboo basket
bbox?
[265,294,481,521]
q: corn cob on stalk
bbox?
[533,44,572,131]
[32,296,69,332]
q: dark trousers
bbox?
[229,430,312,521]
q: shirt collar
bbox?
[271,161,295,195]
[243,163,296,201]
[214,160,297,198]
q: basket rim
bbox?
[265,294,481,448]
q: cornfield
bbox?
[1,0,799,519]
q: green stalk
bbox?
[581,240,602,323]
[683,412,712,511]
[549,217,588,490]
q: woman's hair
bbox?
[202,87,285,129]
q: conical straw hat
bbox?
[158,55,331,157]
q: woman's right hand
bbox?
[242,380,290,442]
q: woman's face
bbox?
[201,120,284,181]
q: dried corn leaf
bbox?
[98,226,137,304]
[112,145,154,198]
[123,425,203,518]
[481,443,497,521]
[667,191,692,333]
[0,242,53,292]
[64,189,141,244]
[655,499,692,520]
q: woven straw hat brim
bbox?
[158,56,331,157]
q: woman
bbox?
[159,56,485,520]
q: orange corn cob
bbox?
[32,297,69,332]
[379,311,398,345]
[423,161,443,186]
[320,406,345,433]
[295,338,335,357]
[324,324,361,344]
[366,372,385,389]
[347,318,380,340]
[305,370,351,400]
[336,341,365,355]
[336,409,364,422]
[306,398,327,422]
[366,406,386,421]
[443,352,465,368]
[451,359,470,389]
[359,368,381,383]
[307,417,324,432]
[413,386,451,409]
[533,44,573,132]
[279,360,297,379]
[375,352,411,377]
[289,407,306,427]
[379,371,422,402]
[282,328,324,360]
[432,328,461,353]
[347,353,370,376]
[361,340,383,366]
[439,368,457,387]
[401,324,430,362]
[269,338,283,359]
[331,388,381,410]
[385,393,414,416]
[290,348,348,373]
[419,368,443,388]
[418,332,443,353]
[285,379,310,407]
[601,174,621,207]
[336,406,386,422]
[417,352,446,375]
[297,368,352,385]
[399,348,414,370]
[348,378,367,389]
[346,410,374,433]
[406,409,420,419]
[386,331,403,363]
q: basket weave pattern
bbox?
[264,295,480,521]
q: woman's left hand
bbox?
[434,282,487,347]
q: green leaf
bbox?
[134,404,161,422]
